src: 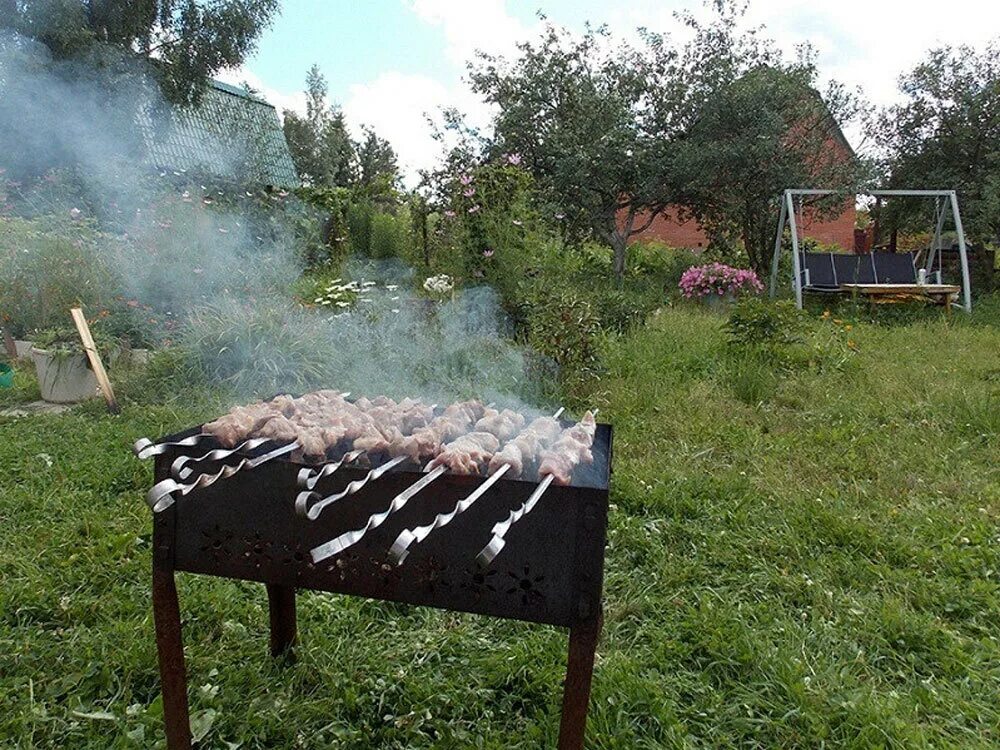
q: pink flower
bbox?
[468,205,481,214]
[459,174,473,186]
[483,248,494,258]
[505,152,522,166]
[444,210,456,218]
[463,187,476,198]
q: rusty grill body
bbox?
[149,421,612,749]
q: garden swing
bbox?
[769,189,972,312]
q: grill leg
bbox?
[557,610,602,750]
[266,583,297,660]
[152,567,192,750]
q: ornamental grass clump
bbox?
[679,262,763,299]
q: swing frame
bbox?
[769,189,972,312]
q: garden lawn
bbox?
[1,307,999,748]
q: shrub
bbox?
[593,288,647,333]
[0,215,120,337]
[725,297,806,351]
[523,288,602,387]
[679,262,763,299]
[347,202,374,257]
[369,211,409,259]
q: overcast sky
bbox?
[218,0,1000,183]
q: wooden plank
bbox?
[839,283,960,294]
[70,307,120,414]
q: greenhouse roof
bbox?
[139,79,298,187]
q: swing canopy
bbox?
[769,189,972,312]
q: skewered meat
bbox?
[427,432,501,474]
[202,394,598,482]
[475,408,526,442]
[204,401,284,447]
[537,411,597,485]
[387,400,487,461]
[488,415,563,477]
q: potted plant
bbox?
[30,326,112,403]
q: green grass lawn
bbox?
[1,305,998,748]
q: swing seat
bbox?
[800,251,917,292]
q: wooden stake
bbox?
[70,307,120,414]
[2,327,15,359]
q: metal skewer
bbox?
[294,402,437,493]
[170,438,272,480]
[146,440,299,513]
[385,406,568,564]
[476,475,555,567]
[296,450,365,490]
[475,408,598,568]
[134,434,211,460]
[388,464,511,565]
[310,466,448,563]
[295,456,407,520]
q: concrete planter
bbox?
[701,292,736,310]
[15,340,33,360]
[31,347,98,403]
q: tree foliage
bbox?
[468,23,681,278]
[872,42,1000,244]
[283,65,355,188]
[670,4,863,272]
[467,4,863,277]
[283,66,399,197]
[0,0,279,104]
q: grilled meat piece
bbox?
[537,411,597,485]
[427,432,501,474]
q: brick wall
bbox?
[628,199,856,252]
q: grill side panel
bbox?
[152,431,611,628]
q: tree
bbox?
[354,127,399,193]
[468,23,682,278]
[668,5,863,273]
[283,65,355,187]
[1,0,279,104]
[872,42,1000,245]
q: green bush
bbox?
[522,288,602,390]
[369,211,410,259]
[0,215,120,337]
[725,297,806,351]
[346,202,374,257]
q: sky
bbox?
[218,0,1000,184]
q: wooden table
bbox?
[840,283,961,316]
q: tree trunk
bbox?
[610,211,636,281]
[611,231,627,280]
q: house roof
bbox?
[138,79,298,187]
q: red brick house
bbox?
[627,107,858,252]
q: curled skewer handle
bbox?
[388,463,511,565]
[170,438,271,480]
[295,456,407,521]
[146,440,298,513]
[134,434,211,460]
[476,474,555,568]
[296,450,364,491]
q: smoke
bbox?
[0,31,554,412]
